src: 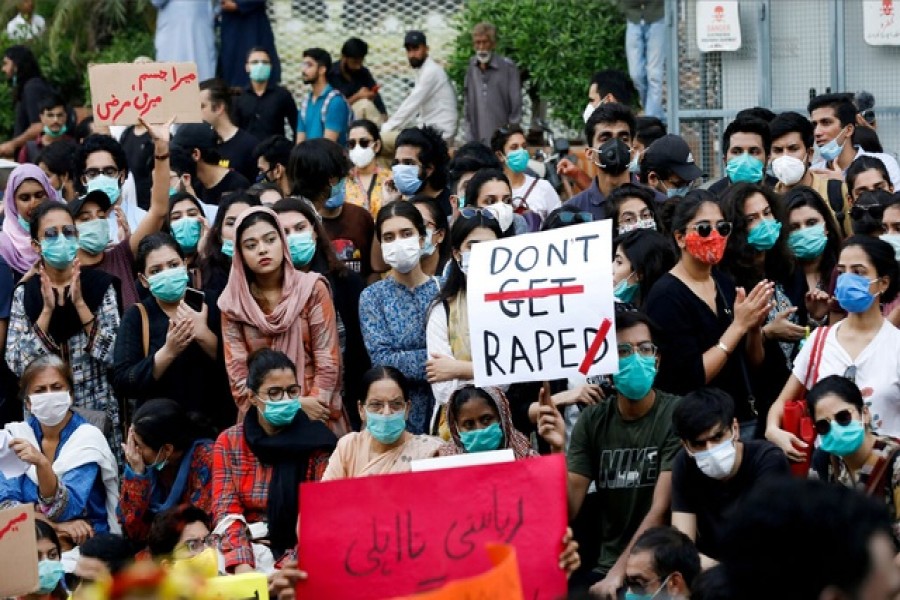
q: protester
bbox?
[462,168,526,237]
[217,0,280,88]
[638,134,703,199]
[703,117,770,196]
[296,48,351,145]
[411,197,449,278]
[196,191,261,298]
[146,504,215,561]
[233,48,297,140]
[73,533,133,591]
[0,45,54,157]
[199,78,259,183]
[846,155,894,205]
[612,229,678,308]
[623,526,700,600]
[464,22,522,144]
[152,0,216,80]
[491,124,560,223]
[37,138,77,202]
[344,119,389,219]
[253,135,292,198]
[171,123,251,206]
[165,192,210,285]
[28,519,68,600]
[385,126,452,213]
[327,38,388,125]
[605,183,660,236]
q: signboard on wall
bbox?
[697,1,742,52]
[864,0,900,45]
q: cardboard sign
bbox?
[0,505,38,597]
[391,545,523,600]
[467,220,617,387]
[297,454,568,600]
[203,572,269,599]
[89,62,202,125]
[696,1,742,52]
[864,0,900,45]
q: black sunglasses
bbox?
[459,207,498,221]
[347,138,373,150]
[689,220,733,238]
[850,204,885,222]
[43,225,78,240]
[815,408,854,436]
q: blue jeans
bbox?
[625,19,666,120]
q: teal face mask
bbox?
[168,186,178,197]
[287,231,316,268]
[789,223,827,260]
[613,273,639,303]
[262,398,301,427]
[41,235,79,269]
[76,218,110,255]
[505,148,530,174]
[86,174,121,205]
[624,574,671,600]
[819,418,866,457]
[366,410,407,444]
[147,266,189,303]
[725,153,764,184]
[249,62,272,82]
[613,353,657,400]
[43,124,67,138]
[459,422,504,453]
[147,447,169,472]
[221,238,234,258]
[37,559,65,594]
[746,218,782,251]
[171,217,202,253]
[17,215,30,232]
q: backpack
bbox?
[299,88,352,135]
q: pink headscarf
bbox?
[0,164,62,274]
[217,206,325,375]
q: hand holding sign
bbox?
[537,387,566,453]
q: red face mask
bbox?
[684,230,727,265]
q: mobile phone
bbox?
[184,287,205,311]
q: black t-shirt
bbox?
[326,63,387,114]
[322,203,374,280]
[201,170,251,205]
[218,128,260,183]
[671,440,790,559]
[120,126,154,210]
[14,77,54,137]
[232,85,298,140]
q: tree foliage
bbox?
[447,0,627,133]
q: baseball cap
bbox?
[642,134,703,181]
[404,31,427,48]
[172,123,219,151]
[69,189,112,217]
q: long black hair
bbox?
[412,195,450,274]
[784,186,841,285]
[841,235,900,304]
[131,398,215,452]
[614,229,678,308]
[4,45,41,103]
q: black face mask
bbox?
[595,138,631,175]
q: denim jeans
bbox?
[625,18,666,120]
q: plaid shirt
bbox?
[212,423,329,570]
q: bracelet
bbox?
[81,317,96,328]
[716,341,731,355]
[154,153,170,160]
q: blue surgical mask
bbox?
[725,153,764,184]
[505,148,530,174]
[628,152,641,174]
[249,62,272,82]
[221,238,234,258]
[324,178,346,210]
[170,217,202,253]
[76,218,110,255]
[41,235,78,269]
[287,231,316,268]
[262,398,301,427]
[835,272,879,313]
[366,410,407,444]
[17,215,30,232]
[147,266,189,303]
[420,228,436,257]
[43,124,67,139]
[666,184,690,199]
[392,164,423,196]
[37,559,65,594]
[746,218,782,251]
[788,224,827,260]
[819,419,865,457]
[459,422,504,453]
[613,273,639,303]
[86,174,121,205]
[817,128,848,162]
[613,353,657,400]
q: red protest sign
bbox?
[88,62,202,125]
[297,454,568,600]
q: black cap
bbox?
[171,123,218,151]
[642,134,703,181]
[404,30,427,48]
[69,190,111,217]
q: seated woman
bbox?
[118,399,215,546]
[0,355,120,545]
[808,374,900,545]
[24,519,68,600]
[166,192,209,288]
[212,349,337,574]
[147,504,218,565]
[322,367,443,480]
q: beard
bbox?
[408,56,425,69]
[302,74,317,84]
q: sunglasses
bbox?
[688,220,732,238]
[43,225,78,240]
[459,207,498,221]
[558,211,594,224]
[347,138,373,150]
[850,204,885,222]
[815,408,854,436]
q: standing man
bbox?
[232,47,297,140]
[218,0,280,88]
[463,22,522,144]
[327,37,388,126]
[152,0,216,80]
[199,78,260,183]
[616,0,666,120]
[381,31,457,148]
[296,48,351,146]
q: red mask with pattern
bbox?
[684,230,727,265]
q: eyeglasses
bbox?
[43,225,78,240]
[850,204,885,222]
[843,364,857,384]
[364,400,407,413]
[176,534,222,555]
[558,211,594,224]
[815,408,854,436]
[83,167,119,180]
[617,342,658,359]
[258,384,302,401]
[347,138,373,150]
[623,576,661,596]
[459,207,498,221]
[688,220,732,238]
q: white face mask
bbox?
[348,145,375,169]
[771,155,806,186]
[485,201,514,232]
[582,102,597,124]
[29,391,71,427]
[382,236,422,273]
[692,436,737,480]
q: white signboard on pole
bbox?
[467,220,618,387]
[697,1,742,52]
[864,0,900,46]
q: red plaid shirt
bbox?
[212,423,329,570]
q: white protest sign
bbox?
[696,1,742,52]
[468,220,617,387]
[864,0,900,45]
